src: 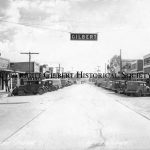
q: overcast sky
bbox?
[1,0,150,72]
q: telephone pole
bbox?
[20,52,39,73]
[97,66,100,73]
[120,49,122,79]
[105,63,107,74]
[59,64,61,73]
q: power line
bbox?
[0,19,101,34]
[0,19,70,33]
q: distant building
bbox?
[130,59,143,73]
[40,64,49,73]
[143,54,150,73]
[40,65,54,78]
[49,67,53,74]
[110,59,136,75]
[122,59,136,73]
[54,67,64,73]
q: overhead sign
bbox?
[70,33,98,41]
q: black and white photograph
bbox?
[0,0,150,149]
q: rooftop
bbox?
[143,53,150,59]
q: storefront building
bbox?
[10,62,40,73]
[131,59,143,73]
[40,64,49,74]
[10,62,40,86]
[111,59,135,76]
[143,54,150,73]
[0,57,12,91]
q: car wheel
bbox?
[48,88,52,92]
[126,93,130,96]
[137,91,142,97]
[38,88,44,95]
[44,87,48,92]
[18,90,25,96]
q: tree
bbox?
[109,55,120,73]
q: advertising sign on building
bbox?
[0,57,9,69]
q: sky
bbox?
[1,0,150,72]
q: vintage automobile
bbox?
[110,80,118,92]
[101,80,107,88]
[111,80,127,94]
[95,78,104,87]
[66,80,74,86]
[42,79,62,91]
[51,79,62,90]
[42,79,56,91]
[105,80,113,90]
[104,80,109,89]
[117,80,127,94]
[61,79,68,88]
[125,81,150,96]
[11,80,46,96]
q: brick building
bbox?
[130,59,143,73]
[10,62,40,73]
[10,62,40,87]
[143,54,150,73]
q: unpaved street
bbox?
[0,84,150,150]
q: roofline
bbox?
[143,54,150,59]
[0,57,10,62]
[10,61,39,64]
[122,59,137,62]
[127,81,146,83]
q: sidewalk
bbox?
[0,91,9,98]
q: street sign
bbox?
[70,33,98,41]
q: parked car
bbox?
[101,80,107,88]
[42,79,56,91]
[81,80,85,84]
[96,79,105,87]
[66,80,74,86]
[61,79,68,88]
[117,80,127,94]
[114,80,127,94]
[125,81,150,96]
[51,79,62,90]
[11,80,46,96]
[105,80,113,90]
[111,80,119,92]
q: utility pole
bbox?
[55,64,61,73]
[20,52,39,73]
[120,49,122,79]
[59,64,61,73]
[107,60,110,73]
[97,66,100,73]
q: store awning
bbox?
[0,68,13,72]
[11,71,26,74]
